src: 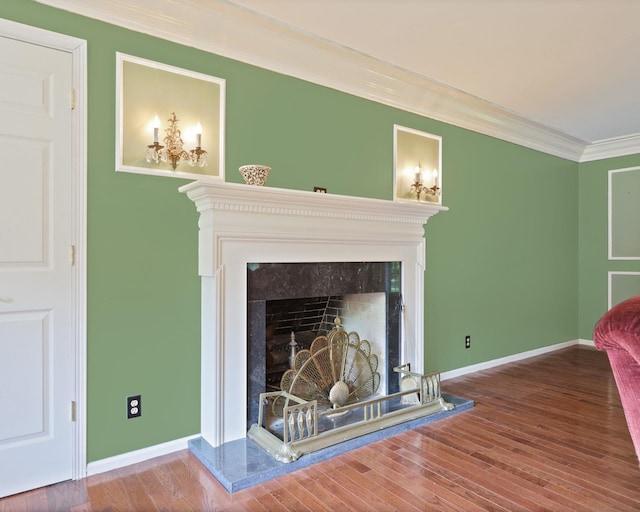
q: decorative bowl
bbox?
[238,164,271,186]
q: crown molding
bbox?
[35,0,640,163]
[580,133,640,162]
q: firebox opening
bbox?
[247,262,402,429]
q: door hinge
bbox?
[71,401,77,422]
[70,245,76,266]
[71,88,76,110]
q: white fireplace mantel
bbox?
[180,180,447,446]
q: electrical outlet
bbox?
[465,335,471,349]
[127,395,141,419]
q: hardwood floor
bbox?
[2,345,639,511]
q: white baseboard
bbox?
[85,339,598,476]
[86,434,199,476]
[578,338,596,347]
[440,339,585,381]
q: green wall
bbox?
[2,1,582,462]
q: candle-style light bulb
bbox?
[432,168,438,188]
[152,115,161,144]
[414,164,422,185]
[195,121,202,148]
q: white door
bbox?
[0,36,75,498]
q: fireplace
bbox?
[180,181,446,448]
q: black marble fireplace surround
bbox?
[246,261,402,428]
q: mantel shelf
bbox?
[179,180,448,227]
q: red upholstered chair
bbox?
[593,295,640,462]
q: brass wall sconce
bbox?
[146,112,208,170]
[409,162,440,201]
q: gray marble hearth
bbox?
[189,392,473,493]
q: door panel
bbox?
[0,311,48,441]
[0,139,49,265]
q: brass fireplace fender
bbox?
[247,366,454,463]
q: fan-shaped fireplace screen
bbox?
[246,261,453,462]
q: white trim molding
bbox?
[34,0,640,162]
[579,338,596,348]
[608,271,640,309]
[608,166,640,260]
[86,435,199,476]
[581,133,640,162]
[441,339,585,381]
[88,339,593,477]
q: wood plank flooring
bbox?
[2,345,639,511]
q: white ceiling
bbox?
[228,0,640,145]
